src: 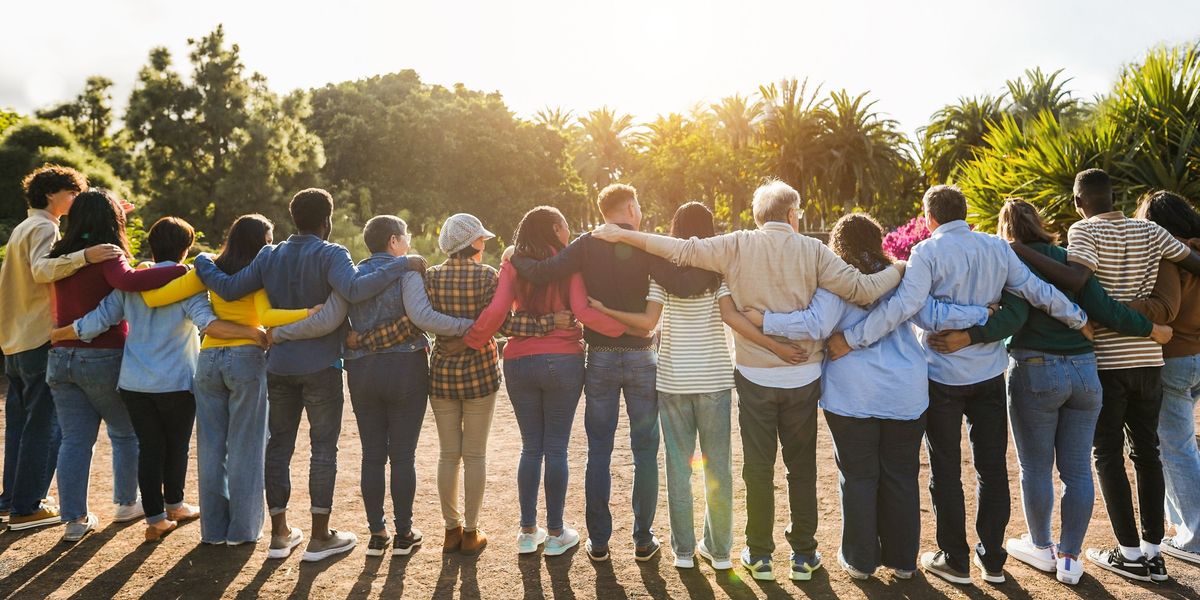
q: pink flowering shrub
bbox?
[882,216,930,261]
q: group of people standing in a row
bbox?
[1,163,1199,589]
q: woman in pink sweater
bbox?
[464,206,635,556]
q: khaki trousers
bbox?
[429,393,497,530]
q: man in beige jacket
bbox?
[593,180,903,581]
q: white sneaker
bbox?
[892,568,915,580]
[267,527,305,559]
[301,529,357,562]
[838,550,872,580]
[1056,554,1083,585]
[1006,534,1056,572]
[697,539,733,570]
[1162,538,1200,566]
[674,553,695,569]
[517,527,548,554]
[544,528,579,557]
[114,500,145,524]
[62,513,98,543]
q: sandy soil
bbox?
[0,376,1198,599]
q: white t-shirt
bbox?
[648,281,736,394]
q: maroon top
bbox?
[52,257,187,349]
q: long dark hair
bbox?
[669,202,720,294]
[215,214,273,275]
[997,198,1058,245]
[1137,190,1200,240]
[512,206,569,314]
[48,188,131,259]
[828,213,891,275]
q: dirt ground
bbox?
[0,376,1198,600]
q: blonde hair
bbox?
[997,198,1057,244]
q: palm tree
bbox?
[710,94,763,227]
[533,106,576,133]
[575,106,635,224]
[819,90,914,221]
[918,95,1004,184]
[1004,67,1087,127]
[757,78,827,227]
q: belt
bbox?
[588,345,654,353]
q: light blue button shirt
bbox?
[74,262,218,394]
[842,221,1088,385]
[765,289,989,419]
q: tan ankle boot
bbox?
[460,528,487,555]
[443,526,463,553]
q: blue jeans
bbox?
[1160,354,1200,552]
[659,389,733,562]
[584,349,658,549]
[46,347,139,521]
[264,367,344,514]
[347,350,428,534]
[194,346,269,543]
[1007,350,1102,557]
[2,344,60,516]
[504,353,584,531]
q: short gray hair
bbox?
[751,180,800,225]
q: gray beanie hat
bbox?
[438,213,495,255]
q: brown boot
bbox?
[460,528,488,556]
[443,526,464,553]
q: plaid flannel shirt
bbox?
[357,258,554,399]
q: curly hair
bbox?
[828,213,892,275]
[22,164,87,210]
[1136,190,1200,240]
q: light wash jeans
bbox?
[46,347,139,522]
[658,389,733,562]
[1006,349,1102,557]
[1160,354,1200,552]
[194,346,269,544]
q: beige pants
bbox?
[429,393,497,531]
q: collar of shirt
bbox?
[29,208,60,226]
[759,222,794,234]
[931,220,970,238]
[1090,211,1127,222]
[285,233,322,245]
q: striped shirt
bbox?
[1067,212,1191,370]
[647,281,735,394]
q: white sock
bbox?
[1141,541,1161,558]
[1120,545,1143,561]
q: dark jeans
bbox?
[926,375,1010,573]
[1094,367,1165,547]
[734,371,820,557]
[265,367,344,514]
[584,349,658,549]
[505,353,585,531]
[826,411,925,572]
[120,389,196,523]
[347,351,428,534]
[2,344,60,515]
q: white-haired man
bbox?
[593,180,904,581]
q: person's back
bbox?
[257,236,344,374]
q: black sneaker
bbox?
[586,538,610,562]
[921,551,972,585]
[635,537,661,562]
[366,534,391,557]
[1085,547,1150,582]
[393,527,423,556]
[1146,554,1168,582]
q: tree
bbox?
[124,25,324,239]
[710,94,763,227]
[919,95,1004,185]
[819,90,914,218]
[1004,67,1088,128]
[36,76,115,156]
[575,107,635,225]
[756,78,827,227]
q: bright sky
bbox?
[2,0,1198,138]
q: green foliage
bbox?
[125,25,324,241]
[307,70,584,246]
[0,119,135,223]
[36,76,115,156]
[0,109,20,137]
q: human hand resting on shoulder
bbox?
[501,246,516,263]
[405,254,428,272]
[591,224,626,242]
[891,260,907,276]
[83,244,123,264]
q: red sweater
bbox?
[52,257,187,349]
[464,261,627,359]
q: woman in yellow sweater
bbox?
[142,214,317,545]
